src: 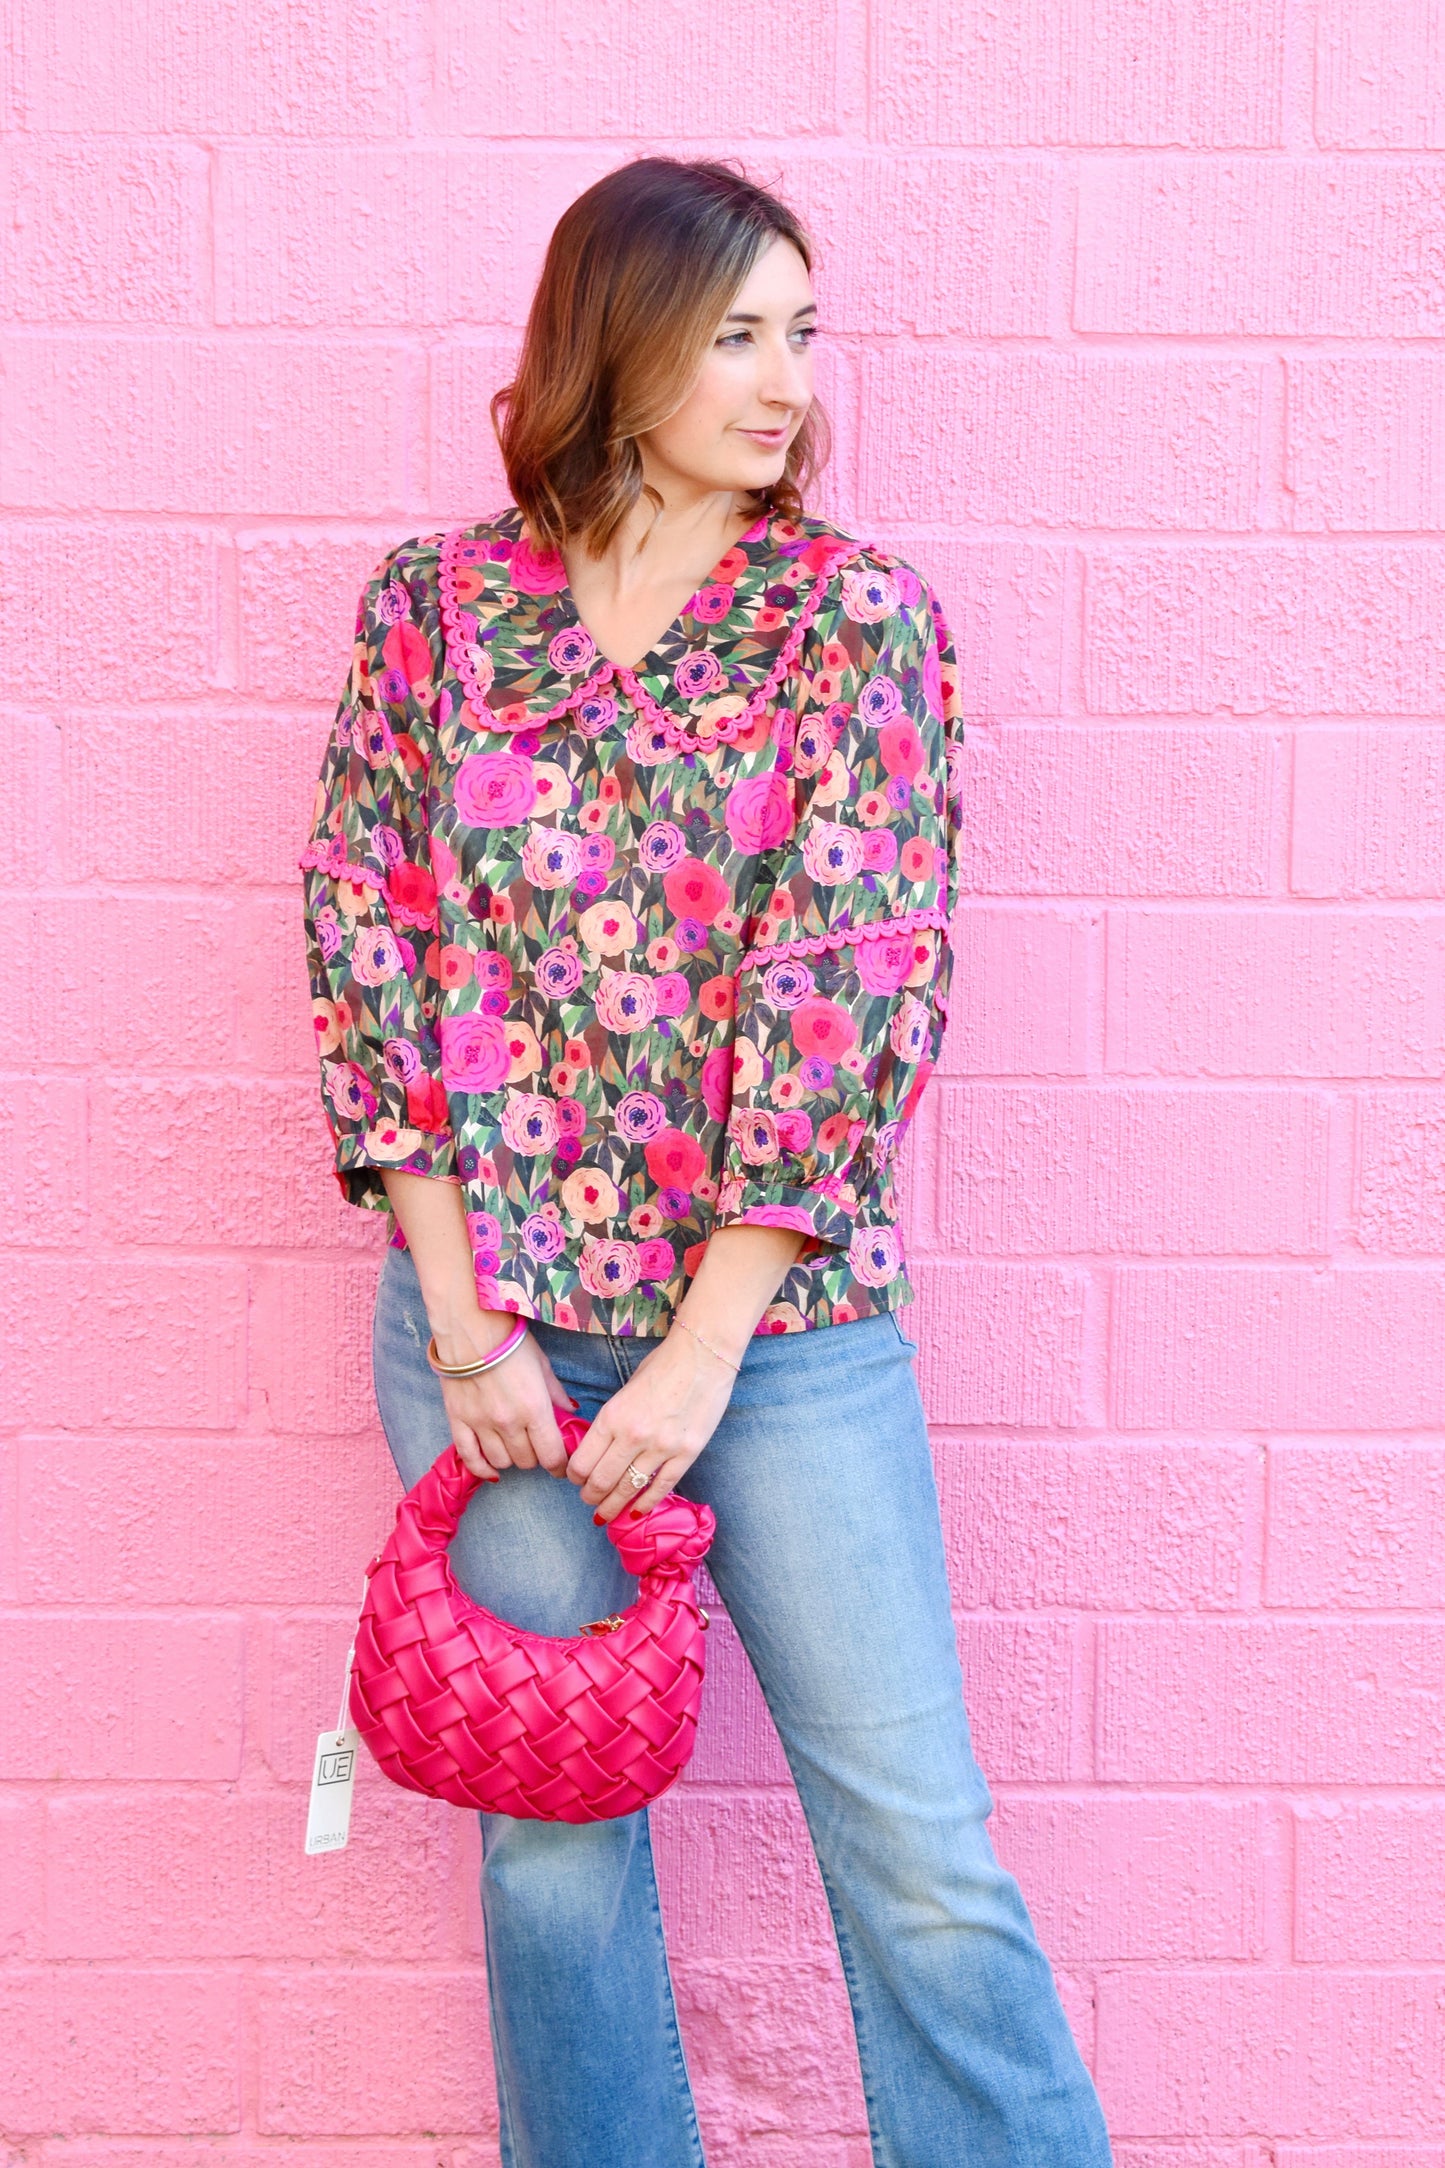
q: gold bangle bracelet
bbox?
[671,1313,742,1375]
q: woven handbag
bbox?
[348,1417,717,1822]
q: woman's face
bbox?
[638,234,818,500]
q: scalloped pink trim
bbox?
[737,903,949,974]
[298,840,384,888]
[437,523,868,748]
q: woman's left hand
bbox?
[568,1323,739,1525]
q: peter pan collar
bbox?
[437,504,862,755]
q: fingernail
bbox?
[592,1511,604,1525]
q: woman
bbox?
[301,156,1112,2168]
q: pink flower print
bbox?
[375,579,409,625]
[616,1089,667,1143]
[521,826,583,889]
[739,1203,814,1234]
[555,1095,587,1139]
[775,1109,814,1154]
[548,626,597,675]
[639,820,687,873]
[579,832,616,874]
[674,650,725,700]
[474,952,513,995]
[858,674,903,727]
[314,906,343,963]
[801,821,866,886]
[577,693,619,737]
[885,776,913,812]
[349,927,404,986]
[732,1107,780,1166]
[383,1037,422,1085]
[900,836,935,884]
[635,1237,676,1282]
[873,1119,903,1170]
[429,833,460,889]
[382,618,434,686]
[500,1091,560,1156]
[889,995,932,1064]
[861,829,898,873]
[879,717,924,779]
[700,1046,733,1122]
[793,714,835,778]
[688,583,735,624]
[921,637,943,718]
[724,772,794,855]
[535,945,584,998]
[841,566,901,625]
[579,1238,641,1298]
[462,641,496,697]
[594,970,657,1033]
[761,959,815,1009]
[792,997,859,1062]
[849,1224,904,1287]
[510,534,568,595]
[454,750,538,828]
[644,1127,707,1193]
[438,1013,511,1092]
[855,929,917,996]
[385,860,439,930]
[626,716,673,766]
[652,971,691,1017]
[799,1054,834,1090]
[325,1060,377,1123]
[521,1212,567,1263]
[662,856,730,925]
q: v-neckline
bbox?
[551,508,770,675]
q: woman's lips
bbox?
[737,426,790,446]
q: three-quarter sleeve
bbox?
[300,543,456,1210]
[713,570,964,1284]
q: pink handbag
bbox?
[348,1417,716,1822]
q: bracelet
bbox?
[671,1313,742,1375]
[426,1317,529,1379]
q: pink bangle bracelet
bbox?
[426,1316,528,1379]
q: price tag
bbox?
[305,1725,360,1854]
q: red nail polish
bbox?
[592,1512,604,1525]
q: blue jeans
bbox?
[372,1243,1113,2168]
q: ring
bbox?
[625,1462,650,1491]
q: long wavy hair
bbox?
[492,157,829,558]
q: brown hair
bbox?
[491,157,829,557]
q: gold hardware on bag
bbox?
[578,1613,625,1636]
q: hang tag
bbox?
[305,1725,360,1854]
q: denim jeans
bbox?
[372,1242,1113,2168]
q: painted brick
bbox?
[1096,1972,1445,2139]
[3,707,61,884]
[0,1613,242,1777]
[0,144,207,324]
[1115,2151,1274,2168]
[1287,360,1445,533]
[1293,729,1445,900]
[7,0,412,132]
[0,1257,245,1429]
[0,339,424,515]
[1267,1444,1445,1608]
[1295,1801,1445,1963]
[940,906,1096,1076]
[929,1085,1329,1254]
[250,1259,384,1435]
[939,1441,1254,1611]
[238,530,413,701]
[956,1616,1090,1782]
[869,0,1285,146]
[39,2150,501,2168]
[681,1612,790,1787]
[0,1970,240,2134]
[1077,161,1445,336]
[256,1969,496,2135]
[1278,2154,1445,2167]
[1107,910,1445,1077]
[1086,547,1445,716]
[674,1959,864,2156]
[1,1074,87,1245]
[1356,1092,1445,1254]
[857,352,1266,529]
[0,1793,44,1957]
[991,1794,1270,1960]
[19,898,245,1070]
[18,1429,394,1604]
[65,711,328,885]
[268,1614,377,1784]
[0,520,218,699]
[427,339,518,525]
[91,1078,381,1254]
[1114,1267,1445,1431]
[45,1786,466,1960]
[1316,0,1445,148]
[1100,1621,1445,1782]
[961,725,1280,897]
[653,1791,835,1959]
[428,0,843,137]
[910,1259,1093,1429]
[871,541,1064,717]
[216,148,615,329]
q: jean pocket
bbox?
[887,1309,920,1357]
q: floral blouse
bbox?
[300,503,965,1337]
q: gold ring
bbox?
[625,1463,649,1491]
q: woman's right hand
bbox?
[431,1309,576,1482]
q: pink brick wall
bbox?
[3,2,1442,2158]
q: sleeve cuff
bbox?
[334,1124,458,1211]
[713,1177,858,1253]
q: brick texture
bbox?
[5,0,1443,2156]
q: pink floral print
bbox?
[300,505,964,1337]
